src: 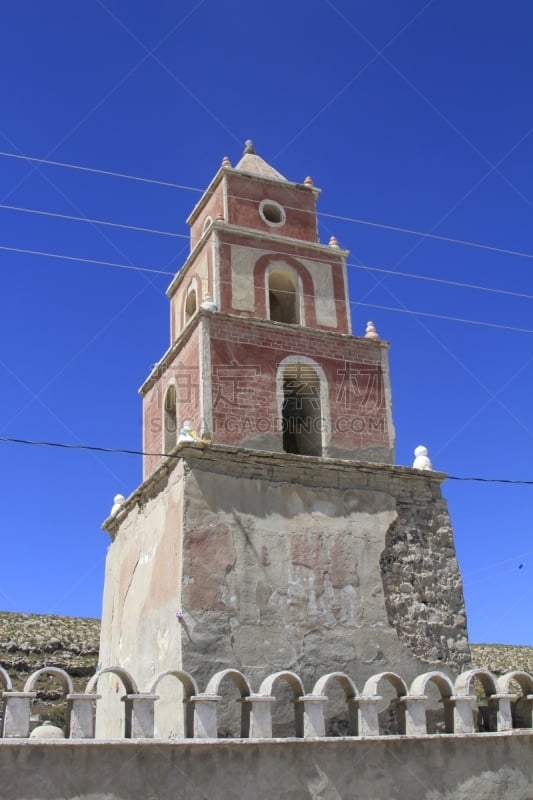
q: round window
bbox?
[259,199,286,227]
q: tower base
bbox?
[99,444,470,737]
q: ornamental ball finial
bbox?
[413,445,433,471]
[304,176,313,186]
[328,235,340,248]
[30,721,65,739]
[110,493,126,517]
[364,321,380,340]
[201,293,218,311]
[243,139,256,155]
[221,156,231,168]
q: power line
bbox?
[3,148,533,265]
[1,435,532,485]
[0,241,530,334]
[319,211,533,263]
[353,301,533,335]
[351,263,533,302]
[0,150,203,193]
[0,244,173,276]
[2,220,533,307]
[0,202,188,240]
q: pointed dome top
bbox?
[234,140,287,182]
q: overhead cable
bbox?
[0,202,188,239]
[1,231,533,305]
[0,243,530,334]
[2,148,533,264]
[1,435,532,485]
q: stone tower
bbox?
[99,144,469,736]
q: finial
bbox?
[243,139,256,155]
[304,176,313,186]
[110,493,126,517]
[328,235,340,248]
[201,293,218,311]
[221,156,231,168]
[364,321,380,340]
[413,445,433,471]
[29,721,65,740]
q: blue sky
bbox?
[1,1,532,646]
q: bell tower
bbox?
[99,143,469,737]
[141,140,394,478]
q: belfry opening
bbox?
[268,269,300,325]
[281,363,322,456]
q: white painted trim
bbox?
[381,346,396,459]
[259,198,286,228]
[163,381,178,455]
[341,255,352,334]
[199,316,213,438]
[213,229,221,310]
[222,175,228,223]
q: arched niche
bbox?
[163,384,177,454]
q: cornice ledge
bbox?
[102,442,447,539]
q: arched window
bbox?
[268,270,300,325]
[185,290,197,323]
[163,385,177,454]
[281,363,322,456]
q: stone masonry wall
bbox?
[380,484,470,671]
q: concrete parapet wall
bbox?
[2,734,533,800]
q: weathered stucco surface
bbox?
[98,462,187,737]
[99,445,469,736]
[2,734,533,800]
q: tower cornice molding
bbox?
[138,310,389,397]
[102,442,447,539]
[166,222,349,298]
